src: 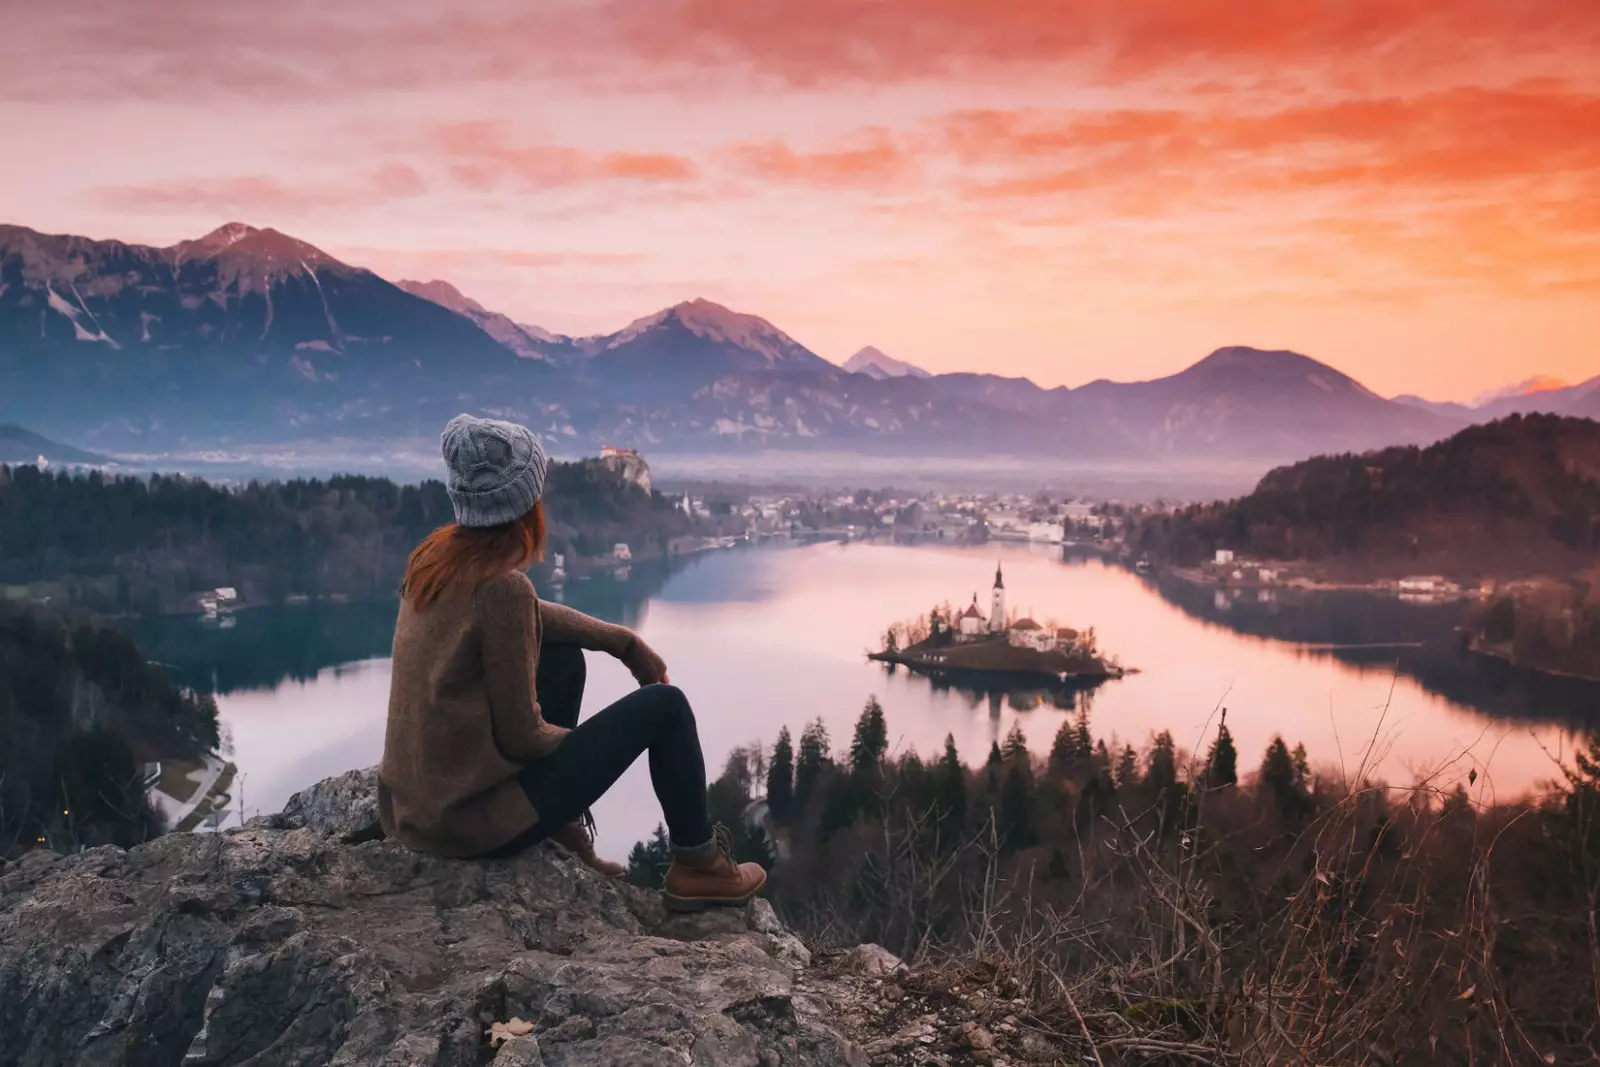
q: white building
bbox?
[1025,521,1064,543]
[612,543,632,561]
[957,597,987,637]
[1215,549,1235,565]
[989,563,1006,633]
[1007,617,1057,652]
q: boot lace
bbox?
[712,823,737,861]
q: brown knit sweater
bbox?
[377,570,666,857]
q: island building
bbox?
[942,564,1076,654]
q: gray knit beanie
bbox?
[440,414,547,527]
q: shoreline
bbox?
[1464,634,1600,685]
[867,649,1123,683]
[1157,564,1478,600]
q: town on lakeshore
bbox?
[869,562,1127,684]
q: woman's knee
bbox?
[644,683,694,728]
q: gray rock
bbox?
[277,765,383,841]
[0,770,860,1067]
[836,944,906,978]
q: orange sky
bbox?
[3,0,1597,398]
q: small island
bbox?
[869,563,1128,684]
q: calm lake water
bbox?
[131,542,1596,857]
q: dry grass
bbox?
[769,732,1600,1065]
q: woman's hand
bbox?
[620,633,669,687]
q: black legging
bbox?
[483,642,713,857]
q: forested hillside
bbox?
[0,604,218,853]
[634,698,1600,1066]
[1133,414,1600,578]
[0,458,721,614]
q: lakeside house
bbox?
[197,586,239,617]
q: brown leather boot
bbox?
[662,824,767,911]
[550,820,625,879]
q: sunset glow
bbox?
[4,0,1597,397]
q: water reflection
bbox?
[126,542,1595,855]
[876,658,1102,717]
[1145,573,1600,732]
[129,556,695,695]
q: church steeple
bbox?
[989,561,1006,632]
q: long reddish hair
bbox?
[401,501,546,610]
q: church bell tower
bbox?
[989,561,1006,632]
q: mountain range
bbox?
[1393,376,1600,422]
[842,346,931,380]
[0,424,107,466]
[0,221,1508,460]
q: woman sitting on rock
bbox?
[377,413,765,911]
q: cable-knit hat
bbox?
[440,414,547,527]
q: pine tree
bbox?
[1144,730,1178,795]
[1002,722,1030,765]
[934,734,967,835]
[985,740,1005,791]
[1291,742,1311,788]
[1115,743,1139,790]
[848,697,889,777]
[1568,732,1600,794]
[766,726,794,823]
[625,824,672,888]
[1049,718,1078,779]
[795,718,831,812]
[817,774,860,842]
[1563,731,1600,854]
[1261,736,1311,819]
[1074,708,1093,764]
[999,764,1037,853]
[898,750,929,812]
[1204,716,1239,788]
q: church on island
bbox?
[941,563,1081,655]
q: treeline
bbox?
[0,457,725,614]
[633,699,1600,1065]
[1470,577,1600,680]
[1133,414,1600,578]
[0,602,219,855]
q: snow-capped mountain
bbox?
[0,220,1468,458]
[1395,374,1599,421]
[578,298,837,402]
[0,223,538,446]
[843,346,932,380]
[1471,375,1570,407]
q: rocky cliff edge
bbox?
[0,769,885,1067]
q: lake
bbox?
[130,541,1595,858]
